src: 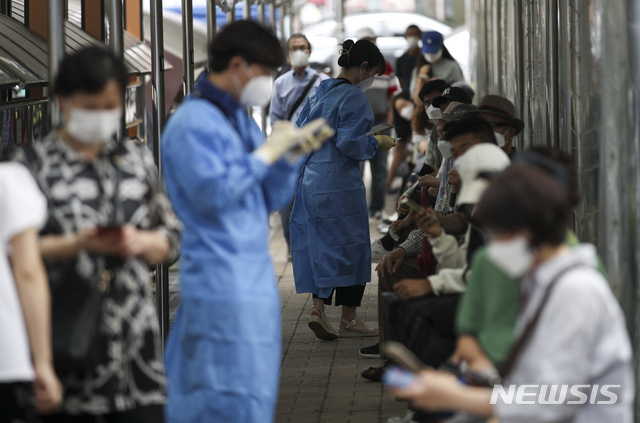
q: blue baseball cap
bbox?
[422,31,444,54]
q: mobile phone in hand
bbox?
[96,226,123,237]
[382,292,401,303]
[382,366,419,390]
[401,197,425,215]
[418,163,437,177]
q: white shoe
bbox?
[383,212,398,224]
[377,223,389,234]
[386,410,416,423]
[371,237,392,263]
[369,211,383,223]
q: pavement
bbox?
[272,209,408,423]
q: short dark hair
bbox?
[406,24,421,33]
[474,165,571,247]
[444,115,497,144]
[515,147,579,208]
[54,47,128,97]
[419,79,449,101]
[287,33,311,52]
[337,39,386,74]
[208,20,285,72]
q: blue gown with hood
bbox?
[290,78,379,298]
[161,73,300,423]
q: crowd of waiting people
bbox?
[0,17,633,423]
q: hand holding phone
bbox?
[96,226,123,237]
[382,366,420,390]
[418,163,437,177]
[401,198,432,218]
[367,123,394,136]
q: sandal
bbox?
[308,306,338,341]
[337,318,379,338]
[361,360,390,382]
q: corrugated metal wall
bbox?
[468,0,640,418]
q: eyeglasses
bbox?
[290,46,311,52]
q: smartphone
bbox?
[400,197,425,214]
[383,341,425,373]
[366,123,394,135]
[382,365,419,390]
[418,163,437,177]
[96,226,123,237]
[381,292,401,303]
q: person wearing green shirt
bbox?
[452,147,604,371]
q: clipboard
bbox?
[366,123,394,136]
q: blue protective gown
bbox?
[161,73,299,423]
[290,79,379,298]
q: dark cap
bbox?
[443,104,479,131]
[466,94,525,134]
[422,31,444,54]
[432,87,473,108]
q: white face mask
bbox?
[357,67,374,92]
[289,50,310,68]
[406,36,420,49]
[399,104,415,121]
[423,49,443,63]
[487,235,535,278]
[493,131,507,147]
[438,140,452,159]
[426,104,442,120]
[66,106,121,145]
[234,62,274,108]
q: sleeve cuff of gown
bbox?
[248,153,272,180]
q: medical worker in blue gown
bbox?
[160,21,333,423]
[290,39,397,341]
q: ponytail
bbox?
[337,39,386,74]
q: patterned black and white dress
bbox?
[14,134,182,415]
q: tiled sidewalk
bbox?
[271,226,408,423]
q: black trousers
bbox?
[39,405,164,423]
[0,382,37,423]
[312,284,366,307]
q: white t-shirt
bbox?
[0,162,47,382]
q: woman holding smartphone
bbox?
[290,39,396,340]
[15,47,181,422]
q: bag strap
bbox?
[499,262,589,379]
[286,73,320,121]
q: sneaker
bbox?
[371,238,392,263]
[359,342,380,358]
[382,212,398,225]
[369,211,383,223]
[377,223,389,234]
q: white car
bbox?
[303,13,453,72]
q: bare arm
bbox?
[453,335,495,372]
[395,370,494,418]
[39,233,84,261]
[439,212,468,236]
[10,228,62,412]
[120,225,171,264]
[40,225,171,264]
